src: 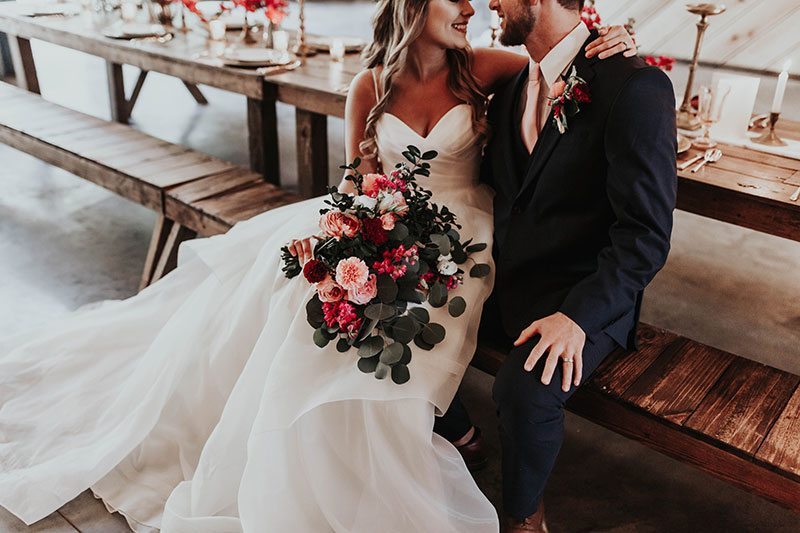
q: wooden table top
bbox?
[0,3,268,98]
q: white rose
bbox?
[437,254,458,276]
[353,195,378,211]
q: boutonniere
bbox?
[547,65,591,134]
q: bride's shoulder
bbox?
[347,68,381,109]
[470,48,527,95]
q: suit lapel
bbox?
[514,33,600,205]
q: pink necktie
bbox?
[521,63,544,153]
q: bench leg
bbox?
[106,61,129,124]
[182,81,208,105]
[8,37,39,94]
[150,222,197,285]
[296,109,329,198]
[246,82,279,184]
[139,214,173,291]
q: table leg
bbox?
[296,109,329,198]
[106,61,129,124]
[182,81,208,105]
[8,36,39,94]
[246,84,279,183]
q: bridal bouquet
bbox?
[280,146,490,385]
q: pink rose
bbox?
[319,211,361,240]
[380,213,396,230]
[348,274,378,305]
[335,257,370,291]
[316,276,345,302]
[361,173,384,198]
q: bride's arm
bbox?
[472,25,638,95]
[289,70,380,264]
[337,69,381,194]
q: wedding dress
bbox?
[0,101,499,532]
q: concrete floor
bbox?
[1,2,800,531]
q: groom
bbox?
[434,0,677,531]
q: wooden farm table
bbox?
[676,121,800,242]
[0,3,280,182]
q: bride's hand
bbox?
[584,25,637,60]
[288,237,316,265]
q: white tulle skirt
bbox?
[0,195,499,532]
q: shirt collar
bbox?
[529,22,590,88]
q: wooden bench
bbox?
[0,80,298,288]
[473,324,800,513]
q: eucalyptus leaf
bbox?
[357,355,379,373]
[336,338,351,353]
[387,223,409,241]
[380,342,404,365]
[428,282,448,308]
[375,362,391,380]
[313,328,330,348]
[399,344,412,365]
[465,243,487,253]
[377,274,398,304]
[446,228,460,241]
[398,285,424,303]
[306,296,325,328]
[391,364,411,384]
[357,336,384,358]
[364,303,396,321]
[391,316,417,344]
[414,334,434,351]
[421,150,438,160]
[448,296,467,318]
[359,317,380,341]
[408,307,430,324]
[451,245,467,264]
[430,234,451,256]
[421,322,446,345]
[469,263,491,278]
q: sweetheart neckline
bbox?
[381,104,470,141]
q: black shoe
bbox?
[455,426,489,472]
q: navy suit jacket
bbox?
[482,34,677,349]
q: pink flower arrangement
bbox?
[280,147,491,385]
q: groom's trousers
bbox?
[435,297,618,521]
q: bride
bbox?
[0,1,633,531]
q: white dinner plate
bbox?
[221,48,293,66]
[102,22,168,39]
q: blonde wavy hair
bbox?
[359,0,489,162]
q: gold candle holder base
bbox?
[753,112,788,147]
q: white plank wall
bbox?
[593,0,800,75]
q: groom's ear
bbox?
[552,0,584,10]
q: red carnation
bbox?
[303,259,328,283]
[572,84,591,103]
[363,217,389,245]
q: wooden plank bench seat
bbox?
[0,80,299,289]
[473,324,800,512]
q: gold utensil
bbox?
[691,148,722,173]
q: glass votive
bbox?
[329,38,345,62]
[209,19,227,41]
[273,30,289,53]
[120,1,138,22]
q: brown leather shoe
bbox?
[502,502,549,533]
[455,426,488,472]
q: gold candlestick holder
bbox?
[753,112,788,147]
[677,3,726,131]
[292,0,317,60]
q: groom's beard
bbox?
[499,7,535,47]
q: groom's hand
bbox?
[514,312,586,392]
